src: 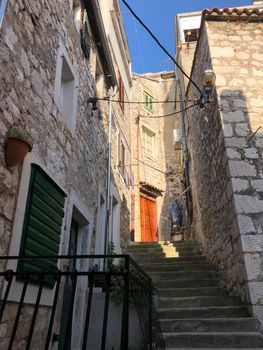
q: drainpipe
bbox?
[175,66,191,223]
[175,67,187,154]
[104,85,118,260]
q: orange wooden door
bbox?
[140,195,158,242]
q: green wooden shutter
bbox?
[19,164,66,287]
[80,10,91,59]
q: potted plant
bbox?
[5,125,33,167]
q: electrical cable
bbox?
[121,0,203,97]
[96,97,195,104]
[139,102,199,118]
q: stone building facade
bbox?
[177,6,263,327]
[131,72,182,242]
[0,0,132,348]
[93,0,133,256]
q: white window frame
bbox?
[3,153,68,306]
[54,42,79,135]
[142,126,155,157]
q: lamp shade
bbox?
[201,69,216,88]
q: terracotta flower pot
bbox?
[5,137,32,167]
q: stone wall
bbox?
[0,0,129,346]
[131,73,182,241]
[207,19,263,325]
[184,17,263,326]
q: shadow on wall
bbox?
[159,81,183,241]
[219,88,263,314]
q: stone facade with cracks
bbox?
[0,0,132,348]
[181,9,263,327]
[131,72,182,242]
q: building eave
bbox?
[84,0,117,88]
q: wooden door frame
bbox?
[140,193,158,242]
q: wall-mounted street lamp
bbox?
[199,69,216,108]
[87,97,99,111]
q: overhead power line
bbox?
[121,0,203,97]
[96,97,194,104]
[139,103,199,118]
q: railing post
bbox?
[148,279,153,350]
[120,255,129,350]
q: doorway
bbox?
[140,195,158,242]
[59,218,79,350]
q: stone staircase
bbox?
[127,240,263,349]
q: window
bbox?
[54,43,78,133]
[72,0,81,31]
[118,72,125,112]
[60,56,75,116]
[144,92,153,113]
[80,10,91,59]
[117,133,125,177]
[0,0,8,27]
[142,127,155,156]
[18,164,66,287]
[184,29,199,43]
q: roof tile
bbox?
[203,7,263,18]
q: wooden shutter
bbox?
[19,164,66,287]
[80,10,91,59]
[118,73,124,112]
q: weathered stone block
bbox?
[237,215,256,234]
[244,148,258,159]
[4,26,18,51]
[236,51,250,60]
[251,180,263,192]
[250,98,263,107]
[20,48,30,77]
[223,124,233,137]
[244,253,262,281]
[225,137,247,148]
[31,70,43,96]
[252,67,263,77]
[241,235,263,253]
[226,148,241,159]
[222,110,245,123]
[210,46,235,57]
[232,178,249,192]
[234,194,263,214]
[229,160,256,177]
[235,123,249,137]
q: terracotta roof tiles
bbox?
[203,7,263,21]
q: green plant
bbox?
[7,125,33,146]
[106,241,125,301]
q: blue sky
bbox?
[120,0,251,73]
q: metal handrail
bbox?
[0,254,164,350]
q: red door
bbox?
[140,195,158,242]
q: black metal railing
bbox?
[0,254,165,350]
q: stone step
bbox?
[131,250,203,258]
[128,246,200,255]
[160,317,259,332]
[163,332,263,348]
[129,240,198,247]
[158,296,241,309]
[132,256,207,263]
[143,263,215,272]
[157,278,219,289]
[150,270,217,281]
[130,251,179,258]
[157,306,250,319]
[158,287,225,298]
